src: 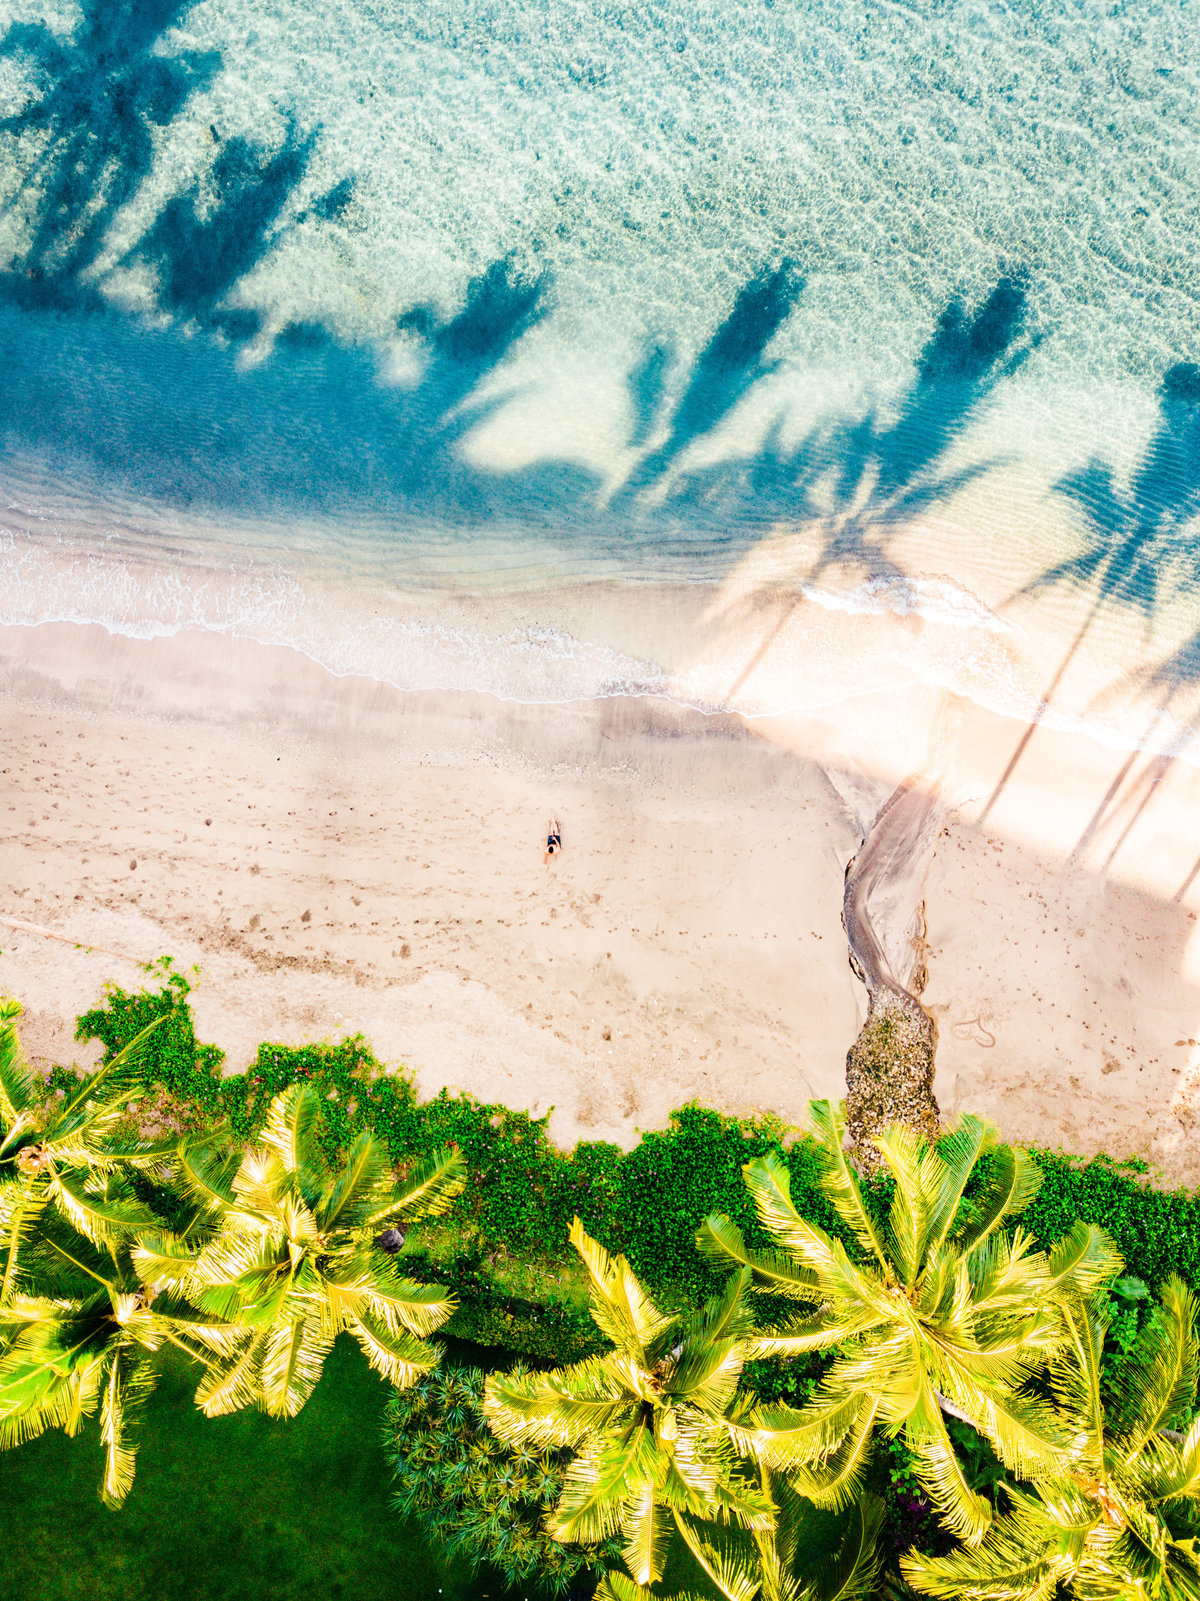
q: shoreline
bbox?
[4,619,1200,1182]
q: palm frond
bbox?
[0,1185,48,1303]
[922,1115,994,1253]
[569,1217,676,1355]
[194,1332,266,1417]
[0,1359,92,1448]
[50,1174,153,1248]
[1045,1220,1123,1299]
[372,1145,467,1225]
[900,1486,1072,1600]
[98,1344,158,1508]
[595,1576,709,1601]
[550,1425,656,1549]
[1044,1295,1105,1469]
[1114,1275,1199,1455]
[0,999,33,1129]
[788,1396,879,1512]
[130,1232,202,1295]
[694,1267,757,1347]
[875,1123,930,1291]
[227,1147,287,1224]
[804,1103,890,1268]
[620,1479,676,1586]
[666,1273,753,1415]
[316,1131,390,1231]
[347,1312,436,1390]
[173,1143,238,1217]
[259,1083,320,1176]
[696,1214,821,1299]
[483,1357,631,1450]
[674,1513,762,1601]
[1158,1415,1200,1504]
[595,1575,709,1601]
[672,1347,748,1422]
[740,1155,876,1304]
[728,1392,866,1471]
[908,1403,993,1546]
[154,1300,250,1363]
[955,1145,1042,1257]
[746,1306,889,1361]
[56,1014,166,1124]
[807,1495,885,1601]
[259,1314,335,1417]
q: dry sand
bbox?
[4,619,1200,1183]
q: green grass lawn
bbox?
[0,1336,497,1601]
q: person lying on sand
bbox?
[544,815,563,864]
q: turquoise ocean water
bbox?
[0,0,1198,742]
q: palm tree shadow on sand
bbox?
[979,362,1200,881]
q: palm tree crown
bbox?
[902,1277,1200,1599]
[597,1480,884,1601]
[483,1217,772,1586]
[0,1181,244,1505]
[0,998,245,1504]
[135,1082,465,1417]
[698,1100,1120,1543]
[1,997,171,1303]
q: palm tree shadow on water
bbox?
[0,2,213,290]
[979,363,1200,878]
[0,4,1042,629]
[649,277,1035,703]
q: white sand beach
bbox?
[3,618,1200,1183]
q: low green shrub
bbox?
[382,1364,621,1596]
[75,956,225,1094]
[69,962,1200,1342]
[1024,1148,1200,1293]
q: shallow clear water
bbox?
[0,0,1198,743]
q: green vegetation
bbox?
[596,1491,885,1601]
[10,962,1200,1599]
[386,1361,623,1595]
[135,1082,465,1418]
[0,1335,484,1601]
[699,1103,1117,1541]
[484,1219,770,1586]
[2,997,460,1504]
[903,1279,1200,1598]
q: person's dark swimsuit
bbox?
[547,833,562,852]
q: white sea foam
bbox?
[3,527,1196,781]
[797,574,1008,633]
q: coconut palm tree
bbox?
[1,996,171,1304]
[596,1478,884,1601]
[482,1217,773,1586]
[135,1082,466,1418]
[0,1146,245,1505]
[901,1278,1200,1599]
[698,1101,1121,1544]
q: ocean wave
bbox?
[2,529,1195,772]
[798,574,1008,633]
